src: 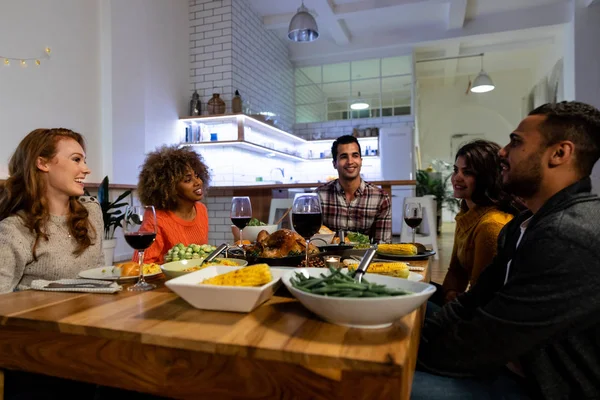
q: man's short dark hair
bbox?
[331,135,361,161]
[529,101,600,176]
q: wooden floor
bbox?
[429,222,455,283]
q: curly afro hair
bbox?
[137,145,210,210]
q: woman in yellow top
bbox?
[441,140,523,304]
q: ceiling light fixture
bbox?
[350,92,369,110]
[470,54,495,93]
[288,1,319,42]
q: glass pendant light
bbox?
[288,1,319,42]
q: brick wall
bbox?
[189,0,294,132]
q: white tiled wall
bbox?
[204,195,235,245]
[189,0,294,132]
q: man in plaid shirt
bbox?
[316,135,392,243]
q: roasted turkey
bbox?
[245,229,319,258]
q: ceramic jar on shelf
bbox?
[207,93,226,115]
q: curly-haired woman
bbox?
[137,145,210,264]
[0,128,104,293]
[441,140,524,304]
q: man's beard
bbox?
[502,153,543,199]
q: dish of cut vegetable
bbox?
[290,266,412,298]
[199,264,273,287]
[164,243,216,263]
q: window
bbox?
[295,56,413,123]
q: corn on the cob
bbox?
[348,262,410,279]
[377,243,418,255]
[200,264,272,287]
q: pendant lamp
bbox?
[350,92,369,110]
[288,1,319,42]
[470,54,495,93]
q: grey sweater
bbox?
[0,197,104,293]
[418,178,600,399]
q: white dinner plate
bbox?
[407,271,424,281]
[78,266,162,281]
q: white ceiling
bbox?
[248,0,570,71]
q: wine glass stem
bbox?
[240,228,246,257]
[412,228,416,244]
[138,251,146,284]
[305,239,309,267]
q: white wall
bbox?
[567,0,600,193]
[417,69,533,168]
[0,0,102,180]
[0,0,189,185]
[109,0,189,184]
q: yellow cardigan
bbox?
[442,205,513,301]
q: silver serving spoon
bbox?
[354,247,377,283]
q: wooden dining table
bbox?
[0,259,430,400]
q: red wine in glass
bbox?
[404,202,422,245]
[292,212,322,239]
[404,217,422,229]
[124,232,157,250]
[123,205,157,292]
[292,193,322,267]
[231,197,252,254]
[231,216,251,230]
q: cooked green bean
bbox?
[290,270,412,298]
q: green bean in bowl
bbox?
[282,267,436,329]
[290,266,411,298]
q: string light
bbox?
[0,47,51,68]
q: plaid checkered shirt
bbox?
[316,179,392,244]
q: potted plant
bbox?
[96,176,132,265]
[416,168,460,234]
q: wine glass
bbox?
[231,196,252,248]
[291,193,322,267]
[404,202,423,245]
[123,205,157,292]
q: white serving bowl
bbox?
[310,233,335,246]
[231,224,278,243]
[165,266,284,313]
[282,268,436,329]
[161,258,248,279]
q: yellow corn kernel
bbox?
[200,264,272,287]
[348,262,410,279]
[377,243,418,255]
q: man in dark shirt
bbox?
[316,135,391,243]
[413,101,600,399]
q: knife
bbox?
[45,282,114,289]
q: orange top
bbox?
[136,202,209,264]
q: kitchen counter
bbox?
[209,179,415,192]
[209,180,416,226]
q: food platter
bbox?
[376,249,437,260]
